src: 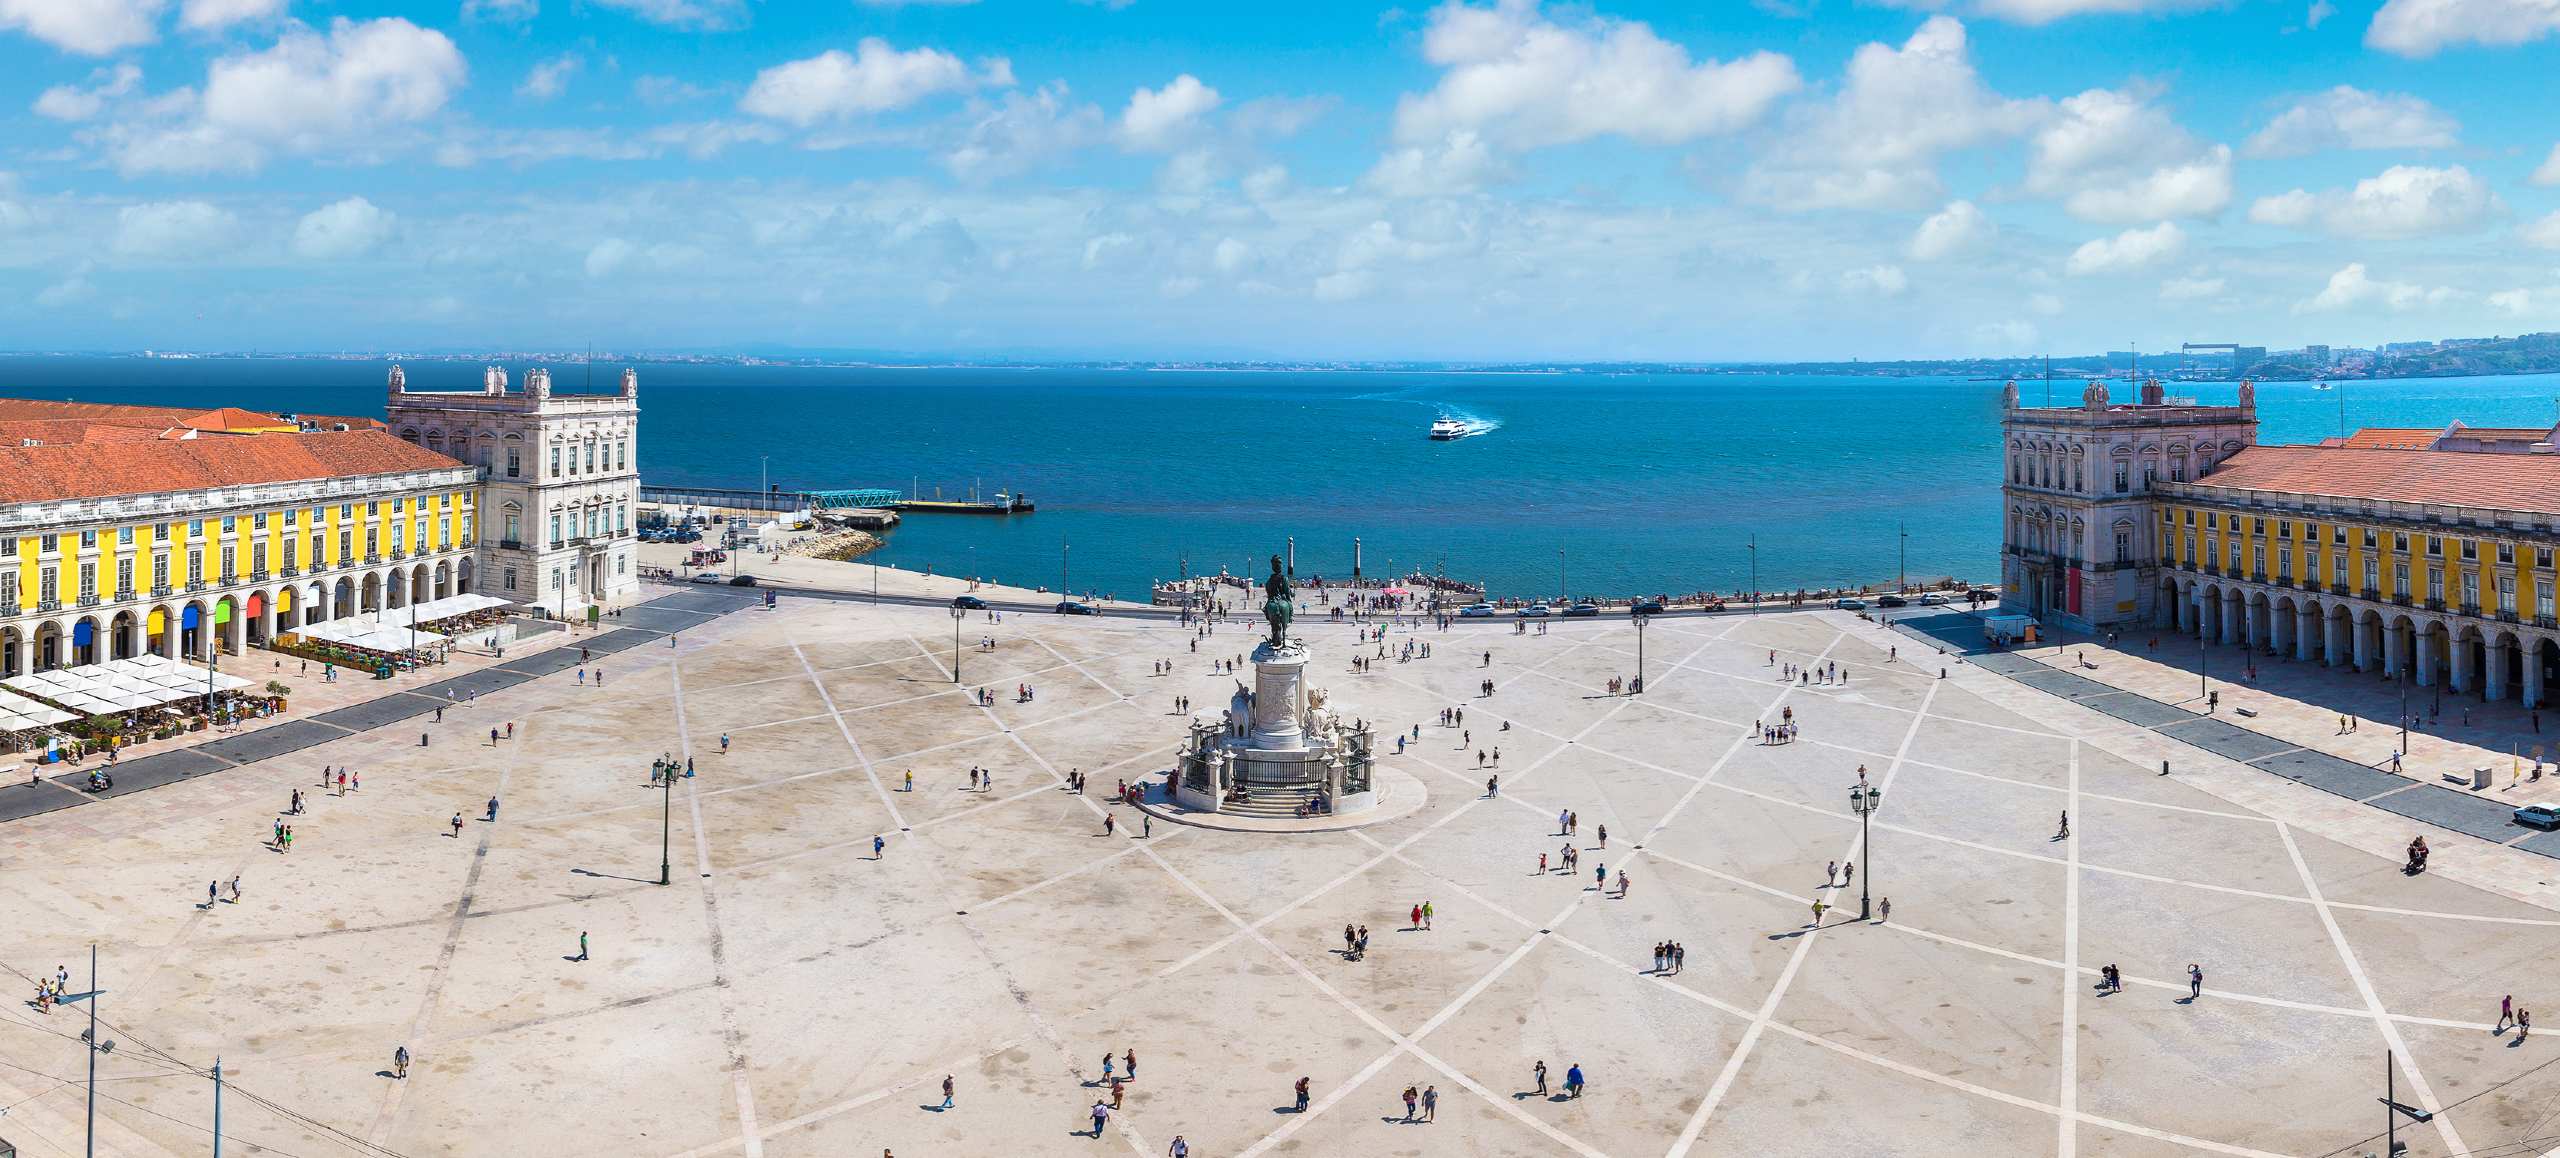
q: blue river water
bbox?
[10,355,2560,600]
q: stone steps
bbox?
[1223,781,1328,818]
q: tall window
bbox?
[550,446,561,478]
[2499,575,2516,614]
[2427,568,2444,601]
[2114,530,2130,563]
[115,558,131,595]
[284,541,298,572]
[153,555,167,590]
[77,562,94,600]
[507,448,521,478]
[2114,463,2128,492]
[220,546,235,582]
[2462,571,2479,609]
[251,543,265,574]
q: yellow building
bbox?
[0,400,476,675]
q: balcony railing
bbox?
[115,588,134,602]
[498,539,524,550]
[35,599,59,613]
[74,594,98,608]
[2425,598,2446,611]
[152,584,172,598]
[2362,587,2381,601]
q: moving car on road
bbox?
[2517,803,2560,830]
[1515,604,1552,618]
[1459,603,1498,618]
[952,595,988,610]
[690,571,722,584]
[1054,600,1100,615]
[1563,603,1601,618]
[1629,600,1666,616]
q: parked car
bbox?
[952,595,988,610]
[728,574,759,587]
[1629,600,1666,615]
[1515,603,1553,618]
[1876,594,1908,608]
[1834,598,1868,611]
[2518,803,2560,830]
[689,571,722,584]
[1054,600,1100,615]
[1458,603,1498,618]
[1919,592,1951,605]
[1563,603,1601,618]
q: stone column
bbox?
[2526,646,2546,710]
[2178,592,2196,635]
[2384,623,2405,678]
[259,595,278,647]
[2415,631,2437,688]
[2487,638,2510,702]
[2295,607,2316,661]
[2221,596,2243,646]
[1247,640,1308,751]
[2450,636,2475,696]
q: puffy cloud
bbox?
[2025,87,2232,223]
[2247,164,2499,239]
[2243,87,2458,158]
[1393,0,1797,150]
[0,0,162,55]
[2065,222,2184,275]
[2534,143,2560,187]
[113,200,236,258]
[2524,210,2560,250]
[583,236,703,278]
[2367,0,2560,55]
[1118,74,1220,151]
[944,83,1104,180]
[741,40,1002,127]
[1742,16,2038,211]
[2295,262,2458,312]
[1907,200,1992,260]
[107,17,467,175]
[293,196,393,259]
[181,0,284,32]
[34,62,141,121]
[462,0,536,20]
[1840,264,1910,296]
[2490,288,2540,316]
[2159,275,2224,300]
[1366,130,1504,197]
[518,53,581,102]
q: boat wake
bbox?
[1434,407,1500,437]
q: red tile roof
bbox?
[2337,428,2439,450]
[0,398,288,431]
[0,419,179,445]
[2196,445,2560,513]
[0,429,464,504]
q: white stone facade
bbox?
[1998,378,2260,633]
[385,365,642,614]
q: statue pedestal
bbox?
[1248,639,1308,750]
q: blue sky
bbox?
[2,0,2558,360]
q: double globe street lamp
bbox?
[1848,781,1884,920]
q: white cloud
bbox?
[1840,264,1910,296]
[2247,164,2499,239]
[2025,87,2232,223]
[181,0,285,32]
[740,40,1002,127]
[292,196,393,259]
[1119,74,1220,152]
[2159,275,2224,300]
[581,236,700,277]
[35,62,140,121]
[113,200,236,258]
[2367,0,2560,55]
[1743,16,2038,211]
[2490,288,2539,316]
[462,0,535,20]
[2524,210,2560,250]
[1366,129,1504,197]
[587,0,743,29]
[1213,237,1251,274]
[1313,270,1376,302]
[1879,0,2218,24]
[1394,0,1798,150]
[107,17,467,175]
[2243,87,2458,157]
[2534,143,2560,187]
[518,53,580,101]
[944,83,1104,180]
[2296,262,2459,312]
[2066,221,2184,275]
[2306,0,2336,26]
[0,0,162,55]
[36,270,95,308]
[1907,200,1992,260]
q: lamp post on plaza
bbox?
[1559,546,1566,604]
[951,606,965,686]
[1898,523,1908,593]
[1062,539,1070,598]
[1848,782,1883,920]
[1632,612,1650,695]
[658,758,674,886]
[1748,536,1759,616]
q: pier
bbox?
[637,483,1032,515]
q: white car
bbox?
[1458,603,1498,618]
[1515,604,1553,618]
[1919,592,1950,606]
[690,571,723,584]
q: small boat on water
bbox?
[1429,417,1473,441]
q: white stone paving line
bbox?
[1666,663,1928,1158]
[2058,738,2082,1158]
[791,640,914,833]
[2278,820,2469,1157]
[673,648,768,1158]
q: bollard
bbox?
[420,732,430,747]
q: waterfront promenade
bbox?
[3,592,2556,1156]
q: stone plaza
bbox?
[7,590,2560,1157]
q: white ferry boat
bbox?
[1429,417,1472,441]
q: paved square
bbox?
[4,596,2557,1157]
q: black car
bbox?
[952,595,988,610]
[728,574,759,587]
[1876,594,1907,607]
[1055,600,1100,615]
[1630,600,1666,615]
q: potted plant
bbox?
[265,680,292,712]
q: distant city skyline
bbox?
[3,0,2559,361]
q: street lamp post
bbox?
[951,606,965,686]
[1633,613,1650,695]
[1062,540,1070,598]
[1898,523,1908,593]
[1748,536,1759,616]
[1559,546,1566,604]
[1849,783,1883,920]
[759,455,770,499]
[658,758,673,886]
[83,943,106,1158]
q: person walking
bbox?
[1597,824,1607,849]
[486,795,500,822]
[1810,898,1828,926]
[2056,810,2070,839]
[2187,963,2204,1001]
[1088,1100,1110,1138]
[1421,1084,1438,1122]
[392,1045,410,1079]
[1564,1062,1585,1099]
[1105,813,1116,837]
[207,880,219,908]
[1124,1048,1136,1080]
[2523,1009,2534,1040]
[1532,1060,1549,1097]
[1411,902,1423,930]
[228,875,241,904]
[2502,994,2516,1033]
[1166,1136,1188,1158]
[1878,897,1891,923]
[1110,1078,1125,1109]
[873,835,886,859]
[1421,901,1433,930]
[577,931,589,962]
[1402,1085,1419,1121]
[941,1074,955,1111]
[450,812,464,838]
[1294,1075,1311,1113]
